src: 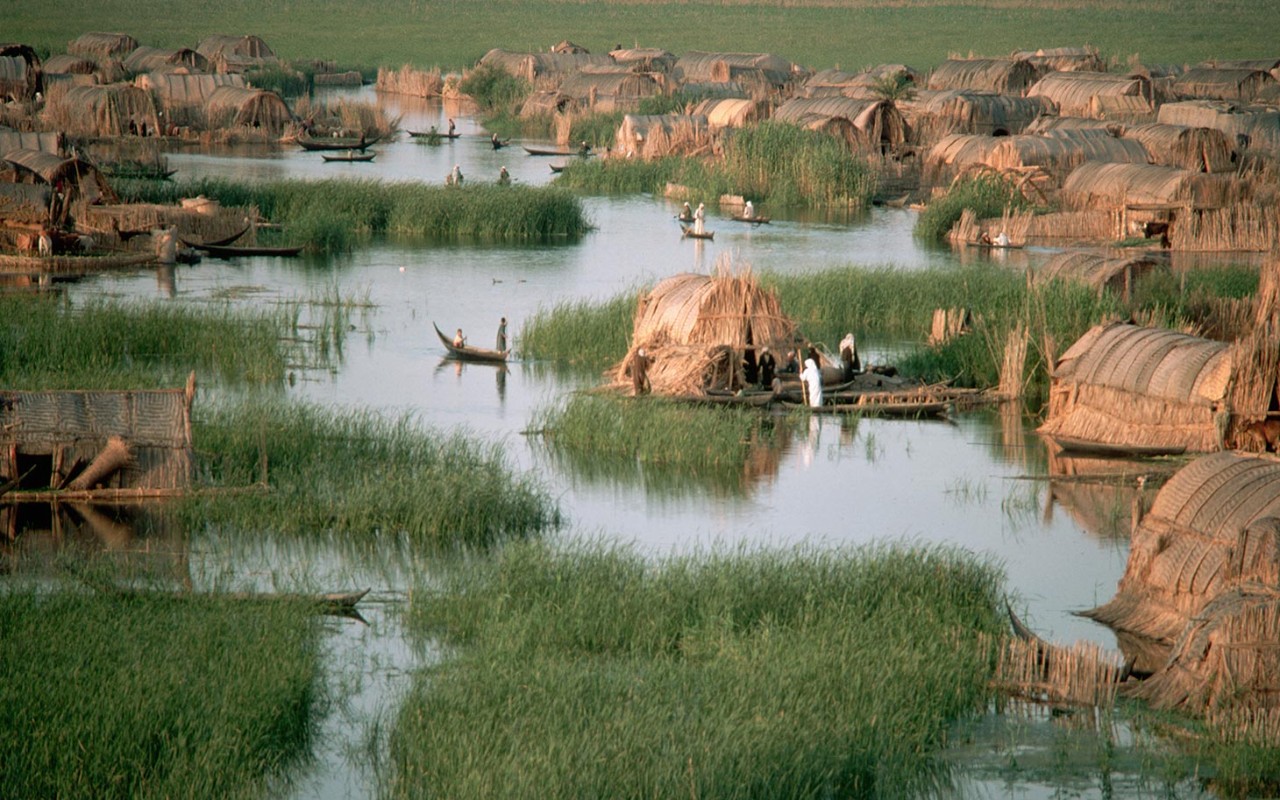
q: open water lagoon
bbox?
[41,90,1215,798]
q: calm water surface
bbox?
[63,89,1196,798]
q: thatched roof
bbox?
[926,58,1040,95]
[1,148,117,208]
[1038,321,1232,453]
[1173,67,1275,102]
[689,97,769,129]
[802,65,920,98]
[0,44,41,102]
[614,114,711,158]
[122,46,210,76]
[68,32,139,61]
[519,89,575,118]
[1024,115,1121,134]
[43,82,160,137]
[608,47,677,73]
[138,71,246,108]
[478,49,611,83]
[1157,100,1280,154]
[985,130,1150,180]
[673,51,805,93]
[1035,250,1161,295]
[557,71,660,112]
[195,35,278,73]
[43,53,99,76]
[923,133,1006,182]
[772,96,909,149]
[1059,161,1233,211]
[204,85,292,133]
[1121,123,1236,172]
[1012,46,1104,73]
[610,263,798,396]
[1027,71,1150,118]
[0,129,63,156]
[898,90,1054,139]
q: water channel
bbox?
[32,87,1224,798]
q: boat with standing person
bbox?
[433,322,509,363]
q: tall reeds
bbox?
[0,590,322,799]
[915,173,1032,241]
[179,400,560,550]
[388,540,1005,799]
[518,292,637,369]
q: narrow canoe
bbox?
[322,151,376,162]
[0,251,156,274]
[433,322,509,363]
[1049,435,1187,458]
[194,242,304,258]
[680,225,714,240]
[407,130,462,139]
[524,145,590,157]
[730,215,770,224]
[297,134,379,151]
[179,224,249,249]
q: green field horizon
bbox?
[9,0,1273,74]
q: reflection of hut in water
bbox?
[1034,250,1162,298]
[1084,452,1280,692]
[611,259,798,396]
[0,375,195,495]
[1044,446,1159,540]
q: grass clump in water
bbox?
[0,294,287,389]
[915,173,1032,241]
[518,291,636,369]
[179,401,560,550]
[0,590,322,800]
[388,540,1005,798]
[532,394,791,496]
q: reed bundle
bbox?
[1023,210,1116,240]
[993,635,1123,709]
[927,307,971,345]
[375,64,443,98]
[997,321,1029,399]
[1171,203,1280,252]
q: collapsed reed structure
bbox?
[1,148,117,228]
[0,375,195,495]
[610,261,798,396]
[614,114,712,158]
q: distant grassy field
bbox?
[11,0,1268,73]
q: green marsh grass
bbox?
[915,173,1032,241]
[518,291,637,369]
[532,394,792,496]
[558,122,876,208]
[0,589,322,800]
[0,294,287,389]
[179,401,560,550]
[389,540,1005,798]
[117,179,590,251]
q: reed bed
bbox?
[916,173,1033,241]
[0,589,322,800]
[118,179,590,251]
[519,291,637,369]
[388,540,1005,799]
[375,64,444,98]
[559,123,876,208]
[179,400,560,550]
[292,95,399,139]
[531,394,791,496]
[0,294,287,389]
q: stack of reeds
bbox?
[1171,203,1280,251]
[375,65,443,98]
[1023,209,1116,240]
[928,307,971,345]
[993,635,1123,709]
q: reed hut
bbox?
[1038,322,1233,454]
[1059,161,1235,221]
[478,48,611,83]
[519,90,576,118]
[801,66,920,99]
[611,264,798,396]
[984,130,1150,184]
[0,377,195,493]
[203,85,292,134]
[1084,451,1280,667]
[557,70,661,113]
[1034,250,1161,298]
[122,46,210,76]
[42,53,100,79]
[0,129,63,156]
[1157,100,1280,154]
[1,148,117,220]
[1120,123,1235,172]
[922,133,1006,183]
[1012,46,1104,73]
[0,44,41,102]
[772,96,909,152]
[608,47,676,74]
[689,97,769,130]
[68,32,139,61]
[614,114,711,158]
[899,90,1053,141]
[926,58,1040,96]
[137,72,246,122]
[1026,71,1151,119]
[1024,115,1121,134]
[195,34,278,74]
[673,51,805,97]
[42,83,160,137]
[1173,67,1275,103]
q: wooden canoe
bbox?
[1049,435,1187,458]
[523,145,590,157]
[730,215,770,224]
[407,130,462,139]
[0,250,156,274]
[297,133,379,151]
[680,224,714,240]
[321,150,376,162]
[549,161,568,173]
[193,242,304,258]
[180,224,249,249]
[433,322,509,363]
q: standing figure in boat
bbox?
[448,118,456,136]
[801,358,823,407]
[757,347,776,389]
[839,333,861,380]
[693,203,706,236]
[496,317,507,351]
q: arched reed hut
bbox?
[1059,161,1234,214]
[611,265,798,396]
[1038,322,1232,454]
[42,54,100,79]
[922,133,1006,182]
[1173,67,1275,103]
[689,97,769,130]
[557,70,660,113]
[899,90,1053,141]
[1084,451,1280,674]
[478,48,611,83]
[196,34,278,73]
[1157,100,1280,154]
[43,83,160,138]
[0,44,41,102]
[772,96,909,151]
[674,51,805,96]
[1012,46,1104,73]
[608,47,676,74]
[68,32,139,61]
[122,46,210,76]
[1024,116,1121,134]
[1027,71,1151,119]
[1121,123,1235,172]
[2,148,117,223]
[802,66,920,98]
[926,58,1040,96]
[985,130,1150,183]
[203,85,292,134]
[1034,250,1161,297]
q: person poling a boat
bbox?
[448,118,456,136]
[801,358,824,408]
[453,328,466,347]
[496,317,507,351]
[680,201,692,222]
[693,202,706,235]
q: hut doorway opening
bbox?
[993,128,1010,137]
[13,451,53,490]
